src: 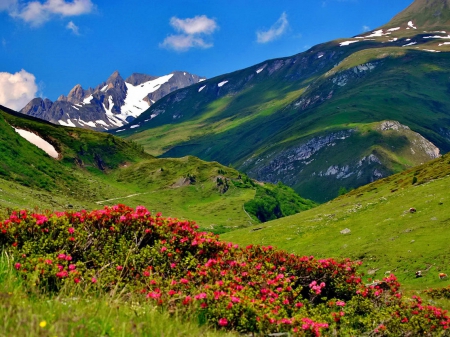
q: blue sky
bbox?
[0,0,414,110]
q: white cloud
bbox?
[161,15,217,52]
[170,15,217,35]
[362,25,370,32]
[0,69,38,111]
[256,12,289,44]
[161,34,212,51]
[66,20,79,34]
[1,0,94,26]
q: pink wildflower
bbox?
[218,318,228,327]
[231,296,240,303]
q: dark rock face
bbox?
[65,84,94,104]
[143,71,204,104]
[126,73,158,86]
[21,98,54,119]
[20,71,205,131]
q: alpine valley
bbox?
[110,0,450,203]
[3,1,450,336]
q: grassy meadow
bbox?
[223,153,450,292]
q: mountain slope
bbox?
[116,0,450,202]
[222,151,450,290]
[0,104,148,191]
[385,0,450,30]
[20,71,205,131]
[0,105,314,231]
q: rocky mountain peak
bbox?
[105,71,126,95]
[107,71,123,83]
[19,69,206,131]
[66,84,86,104]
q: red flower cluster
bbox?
[1,204,449,335]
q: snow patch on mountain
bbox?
[121,74,174,119]
[83,95,93,104]
[423,35,450,39]
[366,29,385,38]
[340,40,359,46]
[58,119,76,127]
[198,85,206,92]
[96,120,108,127]
[13,127,59,158]
[218,81,228,87]
[407,21,417,29]
[77,119,96,127]
[103,96,114,115]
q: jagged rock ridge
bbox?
[20,71,205,131]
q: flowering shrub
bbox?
[1,204,450,336]
[424,286,450,299]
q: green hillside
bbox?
[222,152,450,291]
[384,0,450,30]
[0,106,314,232]
[116,0,450,202]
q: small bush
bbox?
[424,286,450,299]
[244,183,316,222]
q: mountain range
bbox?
[13,0,450,204]
[20,71,205,131]
[107,0,450,202]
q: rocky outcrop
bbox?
[377,121,440,159]
[242,130,355,185]
[240,121,440,202]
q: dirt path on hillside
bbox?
[95,192,151,205]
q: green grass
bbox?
[222,153,450,292]
[0,106,315,233]
[0,252,234,337]
[384,0,450,31]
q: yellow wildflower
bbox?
[39,321,47,328]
